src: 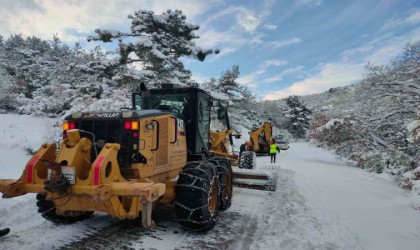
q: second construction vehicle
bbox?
[0,84,277,232]
[244,121,273,155]
[235,121,274,169]
[208,108,278,190]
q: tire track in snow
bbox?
[1,163,362,249]
[248,168,343,250]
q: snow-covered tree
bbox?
[202,65,253,102]
[88,9,217,88]
[217,65,242,99]
[407,108,420,143]
[200,65,257,129]
[201,77,218,91]
[303,41,419,188]
[355,41,420,153]
[0,34,114,116]
[285,95,311,138]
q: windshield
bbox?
[147,92,190,117]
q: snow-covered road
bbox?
[0,115,419,249]
[280,143,420,250]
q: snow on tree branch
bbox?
[87,9,217,87]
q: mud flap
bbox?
[232,171,278,191]
[142,201,154,228]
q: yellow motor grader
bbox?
[228,121,274,169]
[208,108,278,190]
[0,84,278,231]
[0,84,276,231]
[209,115,273,169]
[244,121,273,155]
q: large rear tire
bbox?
[240,151,256,169]
[238,144,246,168]
[174,161,220,231]
[208,157,233,211]
[36,193,94,224]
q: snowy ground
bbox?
[281,144,420,250]
[0,114,419,250]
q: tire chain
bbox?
[241,151,255,169]
[207,156,232,208]
[174,161,218,230]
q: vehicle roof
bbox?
[65,109,182,120]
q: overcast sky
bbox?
[0,0,419,100]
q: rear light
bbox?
[124,121,139,130]
[124,121,131,130]
[63,121,76,131]
[63,122,69,131]
[131,121,139,130]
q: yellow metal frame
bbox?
[209,129,239,165]
[0,129,167,226]
[246,121,272,152]
[0,113,192,227]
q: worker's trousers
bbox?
[270,153,276,163]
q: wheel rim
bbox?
[208,178,218,215]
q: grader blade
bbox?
[232,171,278,191]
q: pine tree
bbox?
[218,65,242,99]
[87,9,217,88]
[285,95,312,138]
[199,65,256,129]
[202,77,218,91]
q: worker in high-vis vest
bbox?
[270,139,280,163]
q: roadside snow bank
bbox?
[0,114,60,179]
[0,114,111,249]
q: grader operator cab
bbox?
[0,84,277,232]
